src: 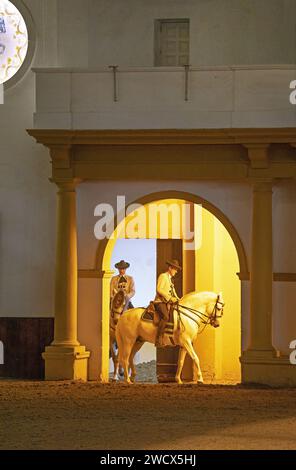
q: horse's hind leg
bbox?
[175,347,187,384]
[110,335,119,381]
[129,341,144,383]
[118,339,135,384]
[110,349,118,381]
[183,340,204,383]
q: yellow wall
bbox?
[194,209,241,383]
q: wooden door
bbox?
[0,318,54,379]
[156,239,183,382]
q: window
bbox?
[155,19,190,66]
[0,0,29,84]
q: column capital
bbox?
[243,143,270,169]
[50,177,82,191]
[243,143,270,148]
[247,176,275,191]
[248,177,274,192]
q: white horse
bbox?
[116,291,224,384]
[109,290,126,381]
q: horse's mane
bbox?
[180,290,217,304]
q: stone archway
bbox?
[96,190,248,383]
[96,190,248,273]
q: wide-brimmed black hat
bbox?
[115,260,130,269]
[166,259,182,271]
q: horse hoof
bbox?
[176,379,183,385]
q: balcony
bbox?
[33,65,296,129]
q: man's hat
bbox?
[115,260,130,269]
[166,259,182,271]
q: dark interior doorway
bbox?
[156,239,183,382]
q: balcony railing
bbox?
[33,65,296,129]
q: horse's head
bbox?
[111,290,126,325]
[205,291,225,328]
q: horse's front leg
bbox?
[128,341,144,383]
[192,361,201,383]
[129,357,136,383]
[113,350,120,381]
[175,347,187,384]
[184,340,204,384]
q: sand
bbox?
[0,377,296,450]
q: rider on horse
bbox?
[154,259,182,347]
[110,259,135,311]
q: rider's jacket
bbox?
[110,274,135,309]
[154,272,179,303]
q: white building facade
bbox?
[1,0,296,384]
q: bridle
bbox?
[110,291,125,328]
[212,299,224,321]
[177,295,225,332]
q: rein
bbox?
[178,303,209,323]
[176,297,224,333]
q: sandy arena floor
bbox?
[0,378,296,450]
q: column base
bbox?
[42,345,91,381]
[240,349,296,387]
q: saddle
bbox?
[142,301,160,325]
[141,301,175,337]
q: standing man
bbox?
[110,260,136,311]
[154,259,182,347]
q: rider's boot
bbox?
[155,320,166,347]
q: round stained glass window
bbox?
[0,0,28,84]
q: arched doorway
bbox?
[96,190,248,383]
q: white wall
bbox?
[272,180,296,354]
[0,0,59,317]
[57,0,296,67]
[273,180,296,273]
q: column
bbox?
[53,181,79,346]
[99,269,114,383]
[42,179,90,380]
[244,180,276,358]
